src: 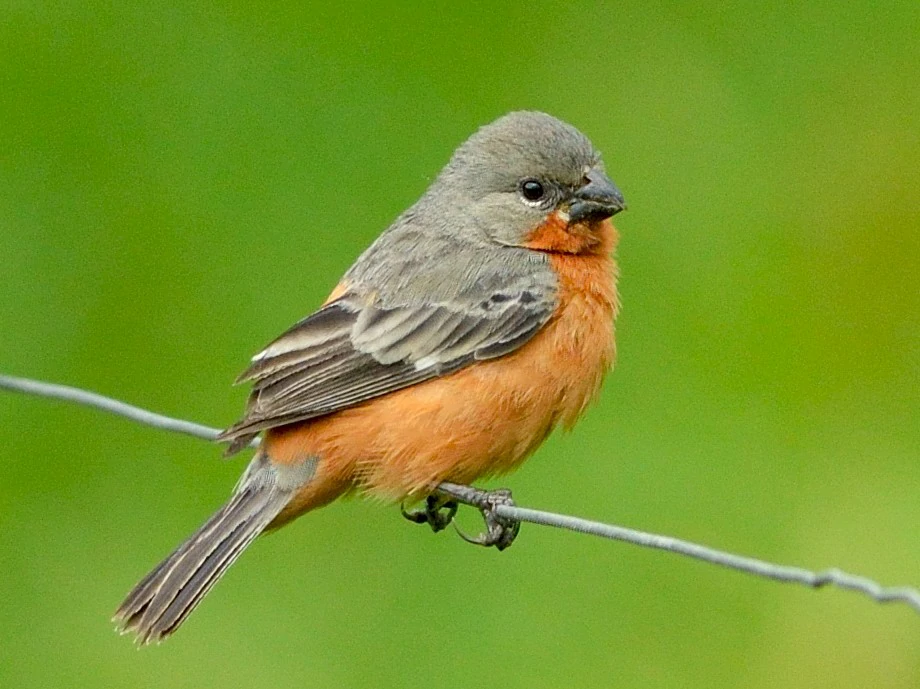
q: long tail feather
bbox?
[113,463,294,645]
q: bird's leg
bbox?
[401,494,458,533]
[433,482,521,551]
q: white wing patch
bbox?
[413,354,441,371]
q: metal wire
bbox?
[2,373,917,616]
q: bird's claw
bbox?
[420,483,520,551]
[401,495,458,533]
[403,483,521,550]
[452,487,520,551]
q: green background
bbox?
[2,2,918,688]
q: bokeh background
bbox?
[2,2,918,688]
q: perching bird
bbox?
[114,111,626,644]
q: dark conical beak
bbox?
[568,168,626,223]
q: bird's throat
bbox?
[524,211,617,256]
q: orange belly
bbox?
[267,220,619,523]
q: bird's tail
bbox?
[113,454,312,645]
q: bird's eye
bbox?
[520,179,545,202]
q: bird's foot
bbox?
[434,482,521,551]
[401,495,458,533]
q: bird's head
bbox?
[432,111,626,254]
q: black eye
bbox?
[520,179,545,202]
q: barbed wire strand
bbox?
[2,372,918,616]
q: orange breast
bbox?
[266,219,620,513]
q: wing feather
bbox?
[218,283,556,451]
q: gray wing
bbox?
[218,273,557,453]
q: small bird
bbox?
[114,111,626,644]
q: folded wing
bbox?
[219,283,556,453]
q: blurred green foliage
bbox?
[2,2,918,688]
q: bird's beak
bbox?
[568,168,626,223]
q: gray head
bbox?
[426,111,625,247]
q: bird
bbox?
[114,110,626,644]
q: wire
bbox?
[2,372,918,616]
